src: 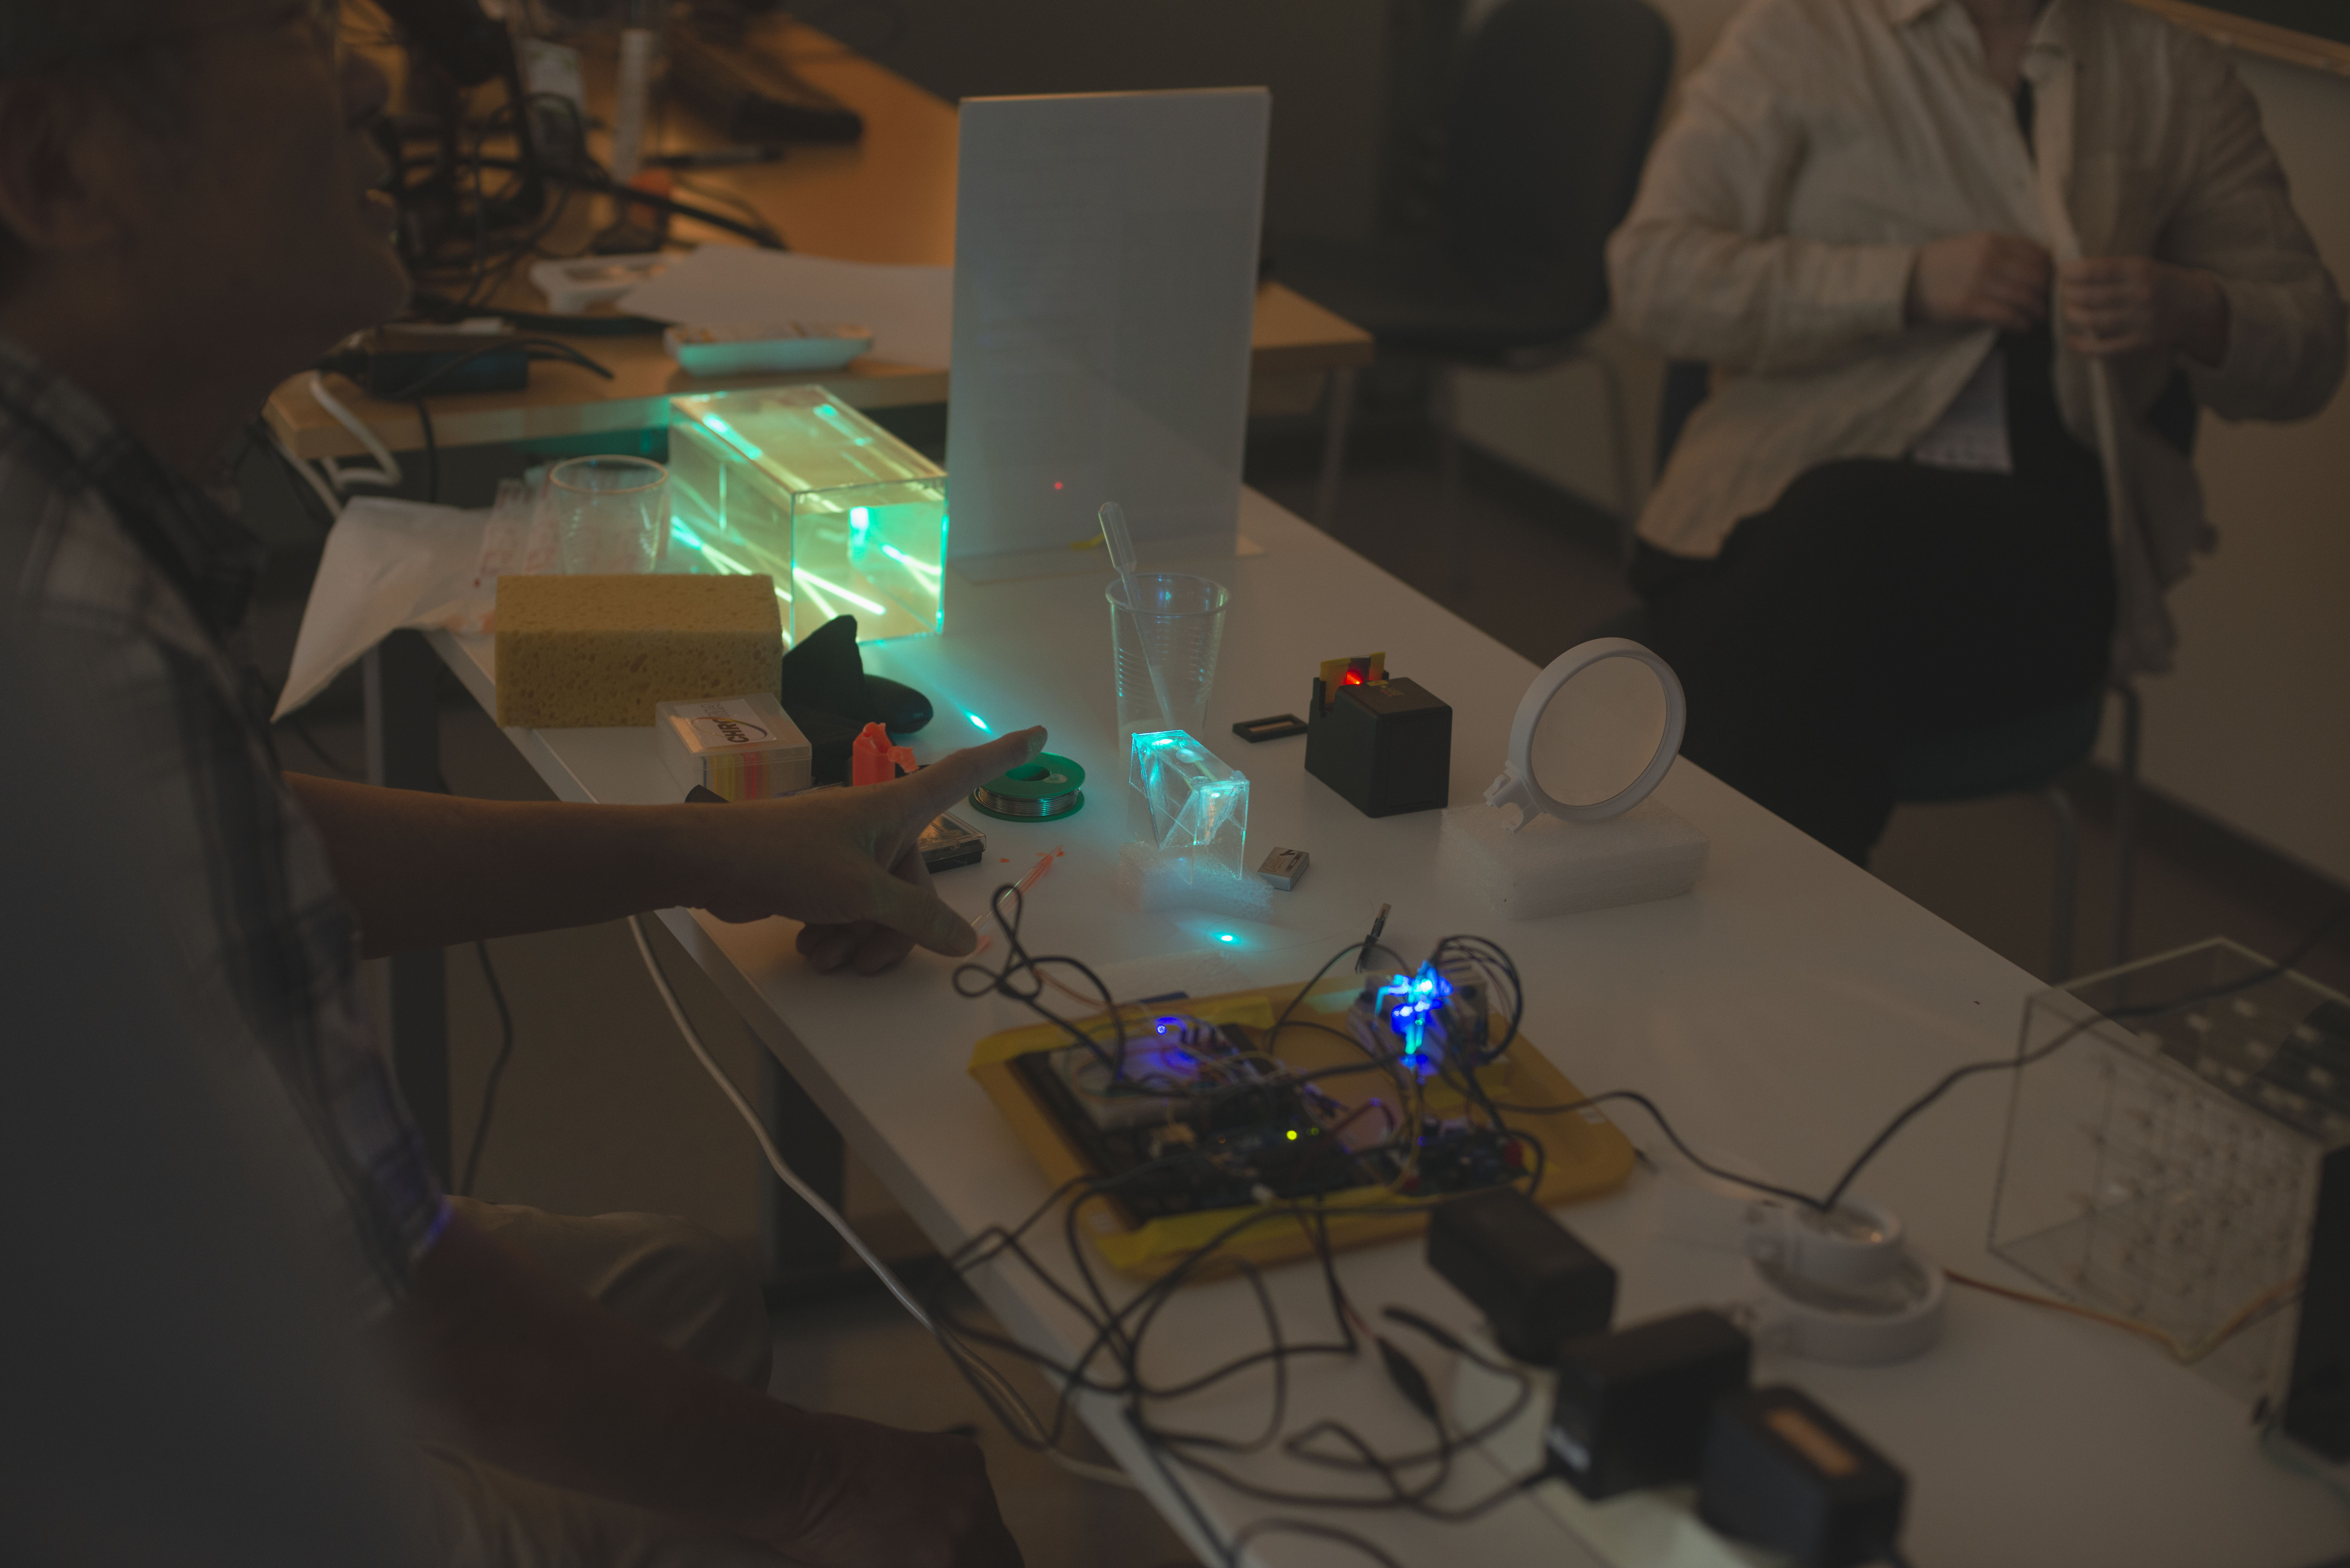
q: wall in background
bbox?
[1452,0,2350,887]
[860,0,1392,240]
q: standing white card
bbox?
[946,89,1269,569]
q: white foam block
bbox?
[1438,798,1707,921]
[1115,841,1276,919]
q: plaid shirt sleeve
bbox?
[0,342,446,1319]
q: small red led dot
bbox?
[1052,480,1063,490]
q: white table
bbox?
[429,489,2350,1568]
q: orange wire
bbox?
[1944,1268,2304,1364]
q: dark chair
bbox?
[1619,360,2183,978]
[1274,0,1673,537]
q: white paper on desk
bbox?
[617,247,954,367]
[275,497,491,720]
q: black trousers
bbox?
[1632,458,2115,863]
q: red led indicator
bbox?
[1342,670,1364,685]
[1052,480,1064,490]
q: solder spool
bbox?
[971,753,1087,821]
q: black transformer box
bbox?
[1304,675,1451,817]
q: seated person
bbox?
[1605,0,2344,862]
[0,7,1026,1565]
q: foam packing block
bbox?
[495,574,781,728]
[1114,841,1275,919]
[1438,797,1707,920]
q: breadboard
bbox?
[969,978,1636,1277]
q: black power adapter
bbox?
[1427,1186,1617,1363]
[1696,1386,1907,1568]
[1547,1308,1751,1499]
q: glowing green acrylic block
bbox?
[666,387,946,646]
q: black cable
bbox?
[360,335,615,402]
[401,155,790,249]
[1478,1087,1828,1211]
[246,418,340,535]
[412,399,438,504]
[1817,902,2350,1212]
[457,937,515,1199]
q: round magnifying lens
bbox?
[1486,638,1687,826]
[1527,649,1672,809]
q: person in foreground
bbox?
[0,4,1022,1564]
[1606,0,2344,863]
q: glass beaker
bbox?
[548,456,669,574]
[1106,572,1229,750]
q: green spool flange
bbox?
[969,753,1087,822]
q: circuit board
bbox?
[1011,1018,1410,1224]
[968,978,1638,1277]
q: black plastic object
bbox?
[1428,1186,1617,1363]
[1548,1308,1751,1499]
[777,616,935,783]
[867,675,933,734]
[1304,674,1452,817]
[2284,999,2350,1459]
[1233,713,1309,743]
[1696,1387,1907,1568]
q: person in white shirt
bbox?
[1605,0,2343,861]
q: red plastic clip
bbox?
[851,722,916,786]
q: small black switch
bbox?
[1547,1308,1751,1498]
[1427,1186,1617,1363]
[1696,1386,1907,1568]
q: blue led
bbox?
[1217,933,1238,944]
[1378,962,1454,1059]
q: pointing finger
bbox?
[899,726,1048,818]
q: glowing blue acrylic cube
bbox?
[666,386,946,647]
[1129,730,1249,882]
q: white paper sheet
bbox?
[617,247,954,367]
[945,89,1268,563]
[275,498,492,720]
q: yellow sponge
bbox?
[494,574,781,728]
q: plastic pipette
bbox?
[1098,501,1177,731]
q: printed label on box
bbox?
[681,698,774,749]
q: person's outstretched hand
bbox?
[1907,231,2052,333]
[750,1412,1023,1568]
[680,724,1046,974]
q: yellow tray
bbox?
[968,977,1636,1277]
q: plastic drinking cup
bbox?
[1106,572,1229,757]
[548,456,670,574]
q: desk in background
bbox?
[263,17,1369,464]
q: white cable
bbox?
[625,915,1139,1491]
[262,420,345,520]
[306,372,401,492]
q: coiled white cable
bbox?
[262,419,345,520]
[625,915,1137,1491]
[306,372,402,493]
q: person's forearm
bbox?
[1608,221,1917,373]
[383,1211,828,1539]
[286,774,702,956]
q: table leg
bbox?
[365,630,452,1183]
[760,1052,849,1286]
